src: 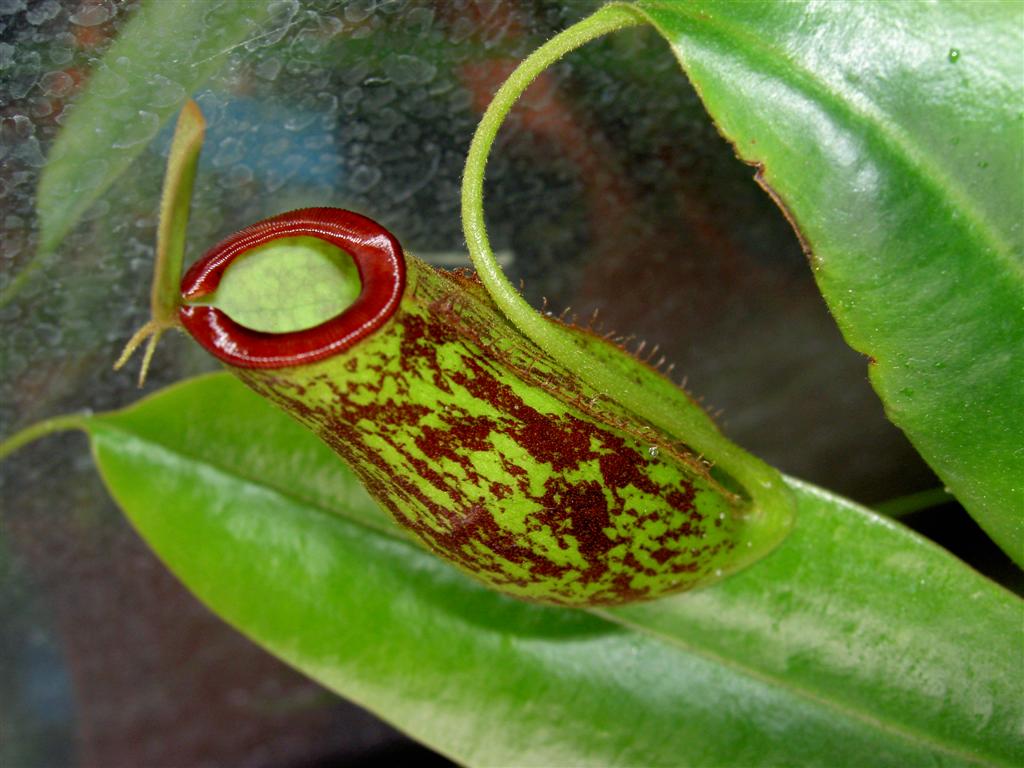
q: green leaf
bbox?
[6,0,273,305]
[629,1,1024,564]
[20,374,1018,766]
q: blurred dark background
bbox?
[1,1,1016,766]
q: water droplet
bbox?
[451,16,474,43]
[268,0,299,23]
[1,116,22,144]
[363,83,397,110]
[7,50,40,98]
[283,108,316,132]
[714,568,723,578]
[53,103,73,126]
[345,0,375,23]
[40,69,74,97]
[13,136,45,167]
[213,136,245,168]
[948,48,960,63]
[374,112,403,147]
[49,34,75,66]
[254,56,282,82]
[148,74,186,108]
[313,91,338,118]
[249,0,297,50]
[26,0,60,24]
[221,164,254,188]
[11,113,33,139]
[647,445,659,458]
[70,1,113,27]
[0,0,26,15]
[91,64,129,100]
[80,198,110,221]
[403,6,435,34]
[348,164,381,193]
[111,110,159,149]
[385,53,437,86]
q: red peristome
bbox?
[179,208,406,369]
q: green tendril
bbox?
[460,4,795,550]
[0,413,90,462]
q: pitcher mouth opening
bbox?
[179,208,406,369]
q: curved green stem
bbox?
[462,4,644,293]
[460,4,794,553]
[0,413,90,462]
[876,487,955,518]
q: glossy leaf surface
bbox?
[74,374,1022,766]
[631,0,1024,563]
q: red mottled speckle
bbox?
[235,278,722,605]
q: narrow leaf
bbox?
[152,100,204,325]
[113,100,205,385]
